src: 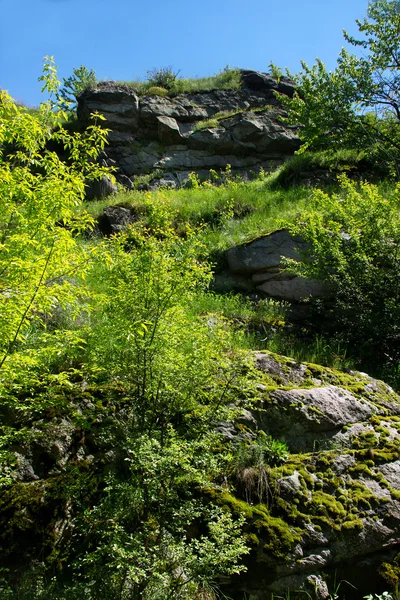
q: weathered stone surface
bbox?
[226,228,308,274]
[77,85,140,131]
[157,116,184,144]
[85,175,117,200]
[256,277,333,302]
[76,72,301,188]
[241,69,297,98]
[97,205,135,235]
[225,351,400,600]
[224,229,334,302]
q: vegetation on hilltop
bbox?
[1,1,400,598]
[112,65,243,97]
[277,0,400,176]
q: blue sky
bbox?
[1,0,369,106]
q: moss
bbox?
[306,491,346,519]
[375,425,391,435]
[206,489,254,518]
[255,515,302,560]
[341,518,364,531]
[349,463,374,477]
[299,468,315,490]
[378,554,400,587]
[245,532,260,547]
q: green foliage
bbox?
[57,64,96,112]
[279,0,400,174]
[0,57,109,397]
[233,432,289,503]
[121,66,242,96]
[285,175,400,382]
[271,148,392,188]
[145,66,181,90]
[145,86,169,97]
[51,224,251,598]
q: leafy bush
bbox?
[144,85,168,97]
[233,432,288,503]
[0,57,109,394]
[285,176,400,384]
[145,65,180,90]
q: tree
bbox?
[279,0,400,174]
[0,92,251,595]
[57,64,96,112]
[0,57,108,395]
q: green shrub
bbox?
[144,85,168,97]
[146,65,180,90]
[271,148,392,188]
[57,64,96,112]
[285,175,400,384]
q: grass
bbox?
[270,148,394,188]
[193,109,248,131]
[84,176,314,254]
[82,154,399,379]
[100,67,242,97]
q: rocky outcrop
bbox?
[221,228,332,302]
[77,71,301,193]
[225,352,400,599]
[2,354,399,599]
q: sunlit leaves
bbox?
[0,61,111,386]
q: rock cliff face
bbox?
[2,353,399,598]
[77,70,301,190]
[226,353,400,599]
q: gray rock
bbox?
[269,386,374,432]
[380,460,400,489]
[278,470,302,499]
[149,173,179,189]
[77,85,140,131]
[254,352,309,385]
[97,205,135,236]
[157,116,184,144]
[256,277,333,302]
[75,74,300,188]
[85,176,117,201]
[226,229,308,275]
[241,70,279,93]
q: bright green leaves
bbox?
[279,0,400,173]
[63,227,251,598]
[0,61,110,388]
[285,176,400,381]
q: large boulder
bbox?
[96,204,135,236]
[223,352,400,599]
[77,84,140,132]
[85,175,117,201]
[1,351,399,599]
[226,229,308,274]
[225,229,332,302]
[241,69,297,98]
